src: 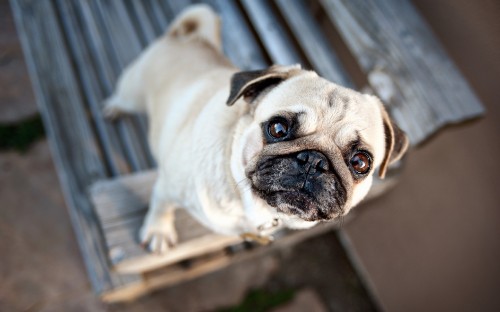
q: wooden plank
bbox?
[55,0,129,176]
[148,0,174,29]
[163,0,192,16]
[102,253,234,303]
[207,0,269,69]
[116,234,242,274]
[241,0,304,65]
[275,0,354,88]
[125,0,158,44]
[88,0,155,170]
[9,0,127,293]
[100,216,345,302]
[75,0,153,172]
[320,0,485,145]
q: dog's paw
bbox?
[102,105,124,120]
[102,96,127,120]
[139,221,178,254]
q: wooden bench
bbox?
[11,0,484,302]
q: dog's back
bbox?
[105,5,224,112]
[105,5,236,158]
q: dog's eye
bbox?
[350,152,371,175]
[268,119,289,139]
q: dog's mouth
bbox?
[248,153,347,222]
[251,186,342,221]
[280,191,327,218]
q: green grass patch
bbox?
[219,289,295,312]
[0,114,45,152]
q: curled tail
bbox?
[167,4,222,52]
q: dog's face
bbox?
[228,65,408,223]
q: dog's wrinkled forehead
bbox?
[254,72,384,151]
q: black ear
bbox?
[378,107,410,178]
[226,66,297,106]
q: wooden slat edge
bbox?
[101,255,233,303]
[241,0,303,65]
[102,221,341,302]
[320,0,485,145]
[275,0,354,87]
[207,0,268,69]
[114,234,242,274]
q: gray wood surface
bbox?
[9,0,139,294]
[207,0,269,69]
[275,0,354,87]
[241,0,304,65]
[12,0,485,300]
[320,0,484,144]
[91,0,155,169]
[55,0,129,175]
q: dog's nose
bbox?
[296,150,329,172]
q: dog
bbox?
[105,5,409,253]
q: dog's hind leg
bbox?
[103,57,148,119]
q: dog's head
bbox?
[228,65,408,222]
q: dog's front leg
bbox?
[140,180,178,254]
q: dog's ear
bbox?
[378,106,409,179]
[226,65,301,106]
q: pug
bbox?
[105,4,409,253]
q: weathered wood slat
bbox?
[126,0,158,44]
[207,0,269,69]
[75,0,152,172]
[116,235,242,274]
[9,0,124,293]
[102,253,234,303]
[73,1,116,94]
[320,0,484,144]
[109,1,161,167]
[98,0,156,167]
[241,0,304,65]
[143,0,169,35]
[151,0,191,19]
[55,0,129,176]
[90,0,155,170]
[101,210,345,303]
[275,0,354,88]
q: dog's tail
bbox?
[167,4,222,53]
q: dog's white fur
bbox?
[106,5,407,253]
